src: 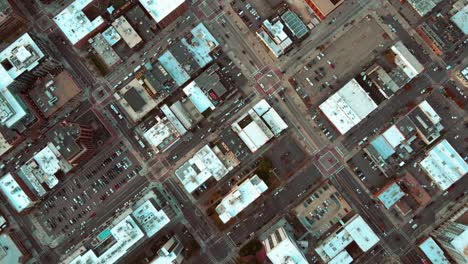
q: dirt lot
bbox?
[292,16,391,108]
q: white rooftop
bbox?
[253,99,288,136]
[316,215,379,262]
[102,26,121,46]
[377,182,405,209]
[183,81,215,113]
[381,125,405,148]
[418,100,441,124]
[33,145,62,177]
[181,23,219,68]
[265,232,309,264]
[216,175,267,223]
[132,200,170,237]
[419,139,468,190]
[112,16,143,48]
[175,145,231,193]
[391,41,424,80]
[419,237,450,264]
[329,251,353,264]
[69,215,145,264]
[53,0,105,45]
[139,0,186,23]
[0,173,33,213]
[0,234,23,264]
[143,117,180,152]
[0,33,44,128]
[319,79,378,135]
[448,228,468,263]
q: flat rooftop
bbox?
[117,78,158,122]
[139,0,186,23]
[451,5,468,34]
[53,0,105,45]
[0,234,23,264]
[181,23,219,68]
[0,132,12,157]
[132,199,170,237]
[376,182,405,209]
[142,117,180,152]
[183,81,215,114]
[407,0,444,16]
[419,139,468,191]
[28,71,82,118]
[216,175,267,223]
[319,78,378,135]
[391,41,424,80]
[263,227,308,264]
[158,50,190,86]
[305,0,345,18]
[102,26,121,46]
[0,173,33,213]
[46,122,82,161]
[419,237,450,264]
[112,16,143,48]
[175,144,231,193]
[90,33,121,68]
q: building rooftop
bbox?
[117,78,158,122]
[319,78,378,135]
[90,33,121,68]
[329,251,353,264]
[305,0,345,18]
[281,10,308,39]
[46,122,83,161]
[391,41,424,80]
[142,116,180,153]
[175,144,231,193]
[160,104,187,135]
[315,215,380,262]
[102,26,121,46]
[158,50,190,86]
[406,0,444,16]
[69,215,145,264]
[0,234,24,264]
[142,62,177,96]
[263,227,309,264]
[131,200,170,237]
[0,132,12,157]
[183,81,215,113]
[53,0,105,45]
[181,23,219,68]
[257,19,292,57]
[0,33,44,128]
[407,100,443,144]
[419,139,468,191]
[112,16,143,48]
[451,5,468,34]
[216,175,267,223]
[376,182,405,209]
[0,173,33,213]
[419,237,450,264]
[401,172,431,207]
[138,0,186,23]
[29,71,82,118]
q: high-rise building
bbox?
[433,206,468,264]
[263,226,308,264]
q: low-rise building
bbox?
[216,175,267,223]
[0,233,27,263]
[112,16,143,49]
[374,182,405,209]
[181,23,219,68]
[263,226,308,264]
[232,99,288,152]
[0,173,35,213]
[390,41,424,81]
[89,33,121,69]
[138,0,188,28]
[319,78,378,135]
[175,144,233,193]
[304,0,344,20]
[418,237,450,264]
[102,26,121,46]
[142,116,181,154]
[315,215,380,263]
[53,0,106,47]
[406,0,444,17]
[419,139,468,191]
[116,78,158,122]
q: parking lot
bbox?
[230,0,266,30]
[36,141,146,242]
[291,16,390,107]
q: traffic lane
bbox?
[228,163,323,245]
[163,178,215,241]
